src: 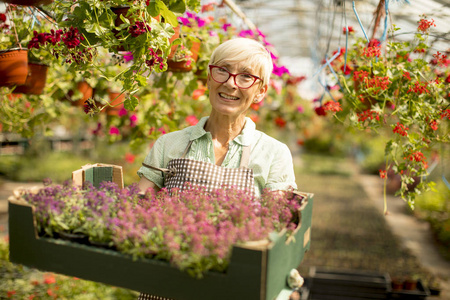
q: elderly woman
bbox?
[137,37,296,198]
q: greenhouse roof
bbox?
[219,0,450,96]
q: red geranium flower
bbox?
[314,106,327,116]
[343,26,354,34]
[274,116,287,128]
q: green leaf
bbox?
[168,0,186,13]
[147,1,160,17]
[157,0,179,26]
[124,96,139,111]
[135,74,147,87]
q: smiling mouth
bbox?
[219,93,239,100]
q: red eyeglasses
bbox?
[208,65,262,89]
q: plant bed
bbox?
[8,187,313,300]
[307,267,391,299]
[388,279,430,300]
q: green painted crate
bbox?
[9,192,313,300]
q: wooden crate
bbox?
[8,193,313,300]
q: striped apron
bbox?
[138,140,255,300]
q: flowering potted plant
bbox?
[28,0,201,112]
[18,180,307,278]
[322,15,450,210]
[0,6,32,87]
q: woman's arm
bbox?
[138,176,161,193]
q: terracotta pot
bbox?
[106,91,125,116]
[69,81,93,107]
[391,278,404,291]
[2,0,53,5]
[167,40,201,72]
[403,278,417,290]
[168,25,181,56]
[14,62,48,95]
[0,49,28,87]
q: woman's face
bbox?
[207,61,268,119]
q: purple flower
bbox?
[178,17,191,26]
[196,17,206,27]
[272,63,291,77]
[238,29,254,38]
[222,23,231,31]
[109,126,120,135]
[123,52,134,62]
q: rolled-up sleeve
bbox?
[137,137,165,188]
[265,143,297,191]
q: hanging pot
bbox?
[106,91,125,116]
[167,40,201,72]
[0,48,28,87]
[68,81,94,107]
[13,62,49,95]
[1,0,53,5]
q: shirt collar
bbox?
[189,116,256,146]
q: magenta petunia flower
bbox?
[196,17,206,27]
[123,52,134,62]
[118,107,128,117]
[222,23,231,31]
[109,126,120,135]
[178,17,190,26]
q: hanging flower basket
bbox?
[0,48,28,87]
[68,81,93,107]
[13,62,49,95]
[1,0,53,6]
[167,40,201,72]
[106,91,125,116]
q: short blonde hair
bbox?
[208,38,273,87]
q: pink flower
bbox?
[272,64,290,77]
[158,127,166,135]
[109,126,120,135]
[186,115,199,126]
[123,52,133,62]
[125,153,135,163]
[270,79,282,94]
[238,29,254,38]
[222,23,231,31]
[130,114,138,127]
[118,107,128,117]
[178,17,190,26]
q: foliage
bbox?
[21,182,304,278]
[0,1,311,158]
[318,15,450,209]
[0,5,32,50]
[413,181,450,260]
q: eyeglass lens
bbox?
[211,67,256,88]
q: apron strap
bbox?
[239,145,251,168]
[182,139,251,168]
[145,140,251,172]
[180,140,194,159]
[141,162,176,177]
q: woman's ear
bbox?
[254,84,268,103]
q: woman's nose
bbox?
[223,75,238,88]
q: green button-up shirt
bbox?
[137,116,297,197]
